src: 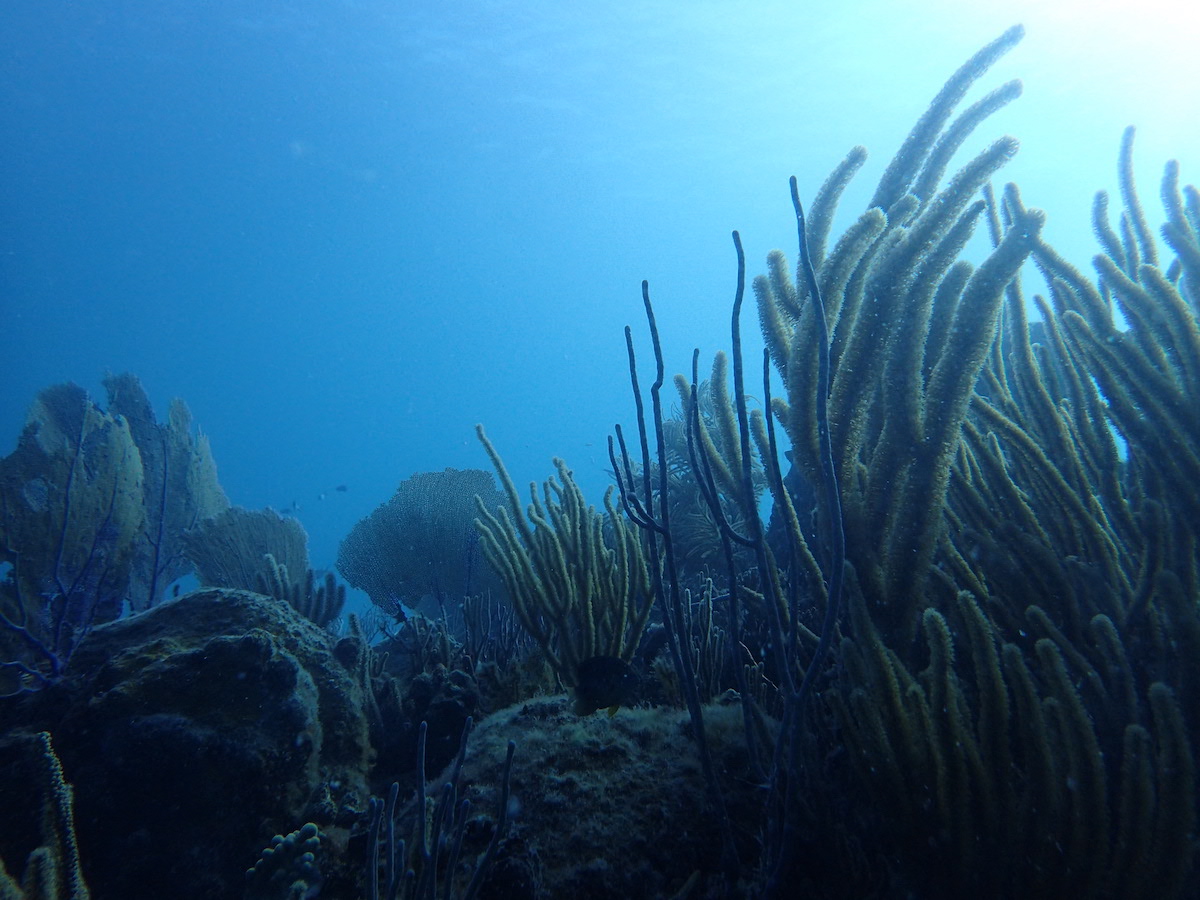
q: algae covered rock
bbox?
[431,695,760,900]
[0,588,372,900]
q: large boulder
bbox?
[420,695,761,900]
[0,588,372,899]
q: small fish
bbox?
[335,484,348,492]
[574,655,639,716]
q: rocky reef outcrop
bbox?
[0,588,372,900]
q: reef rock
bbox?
[0,588,372,900]
[430,695,761,900]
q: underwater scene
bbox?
[1,2,1198,898]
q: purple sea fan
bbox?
[0,383,145,692]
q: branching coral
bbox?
[0,732,89,900]
[753,25,1043,641]
[256,555,346,628]
[634,23,1198,897]
[473,426,654,689]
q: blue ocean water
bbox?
[2,0,1195,607]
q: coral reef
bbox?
[1,25,1197,900]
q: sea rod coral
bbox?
[618,23,1197,898]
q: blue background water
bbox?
[2,1,1196,601]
